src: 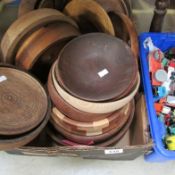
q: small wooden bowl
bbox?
[51,100,132,136]
[56,33,138,102]
[0,100,51,151]
[0,66,48,135]
[50,101,131,136]
[16,22,80,70]
[47,99,134,146]
[1,8,78,64]
[47,71,112,122]
[52,61,140,113]
[64,0,115,35]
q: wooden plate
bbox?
[0,66,48,135]
[64,0,115,35]
[51,100,131,135]
[47,71,111,122]
[52,61,140,113]
[16,22,80,70]
[1,8,78,64]
[0,100,51,151]
[47,99,134,146]
[50,101,131,136]
[56,33,138,101]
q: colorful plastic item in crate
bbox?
[139,33,175,162]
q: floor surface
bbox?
[0,152,175,175]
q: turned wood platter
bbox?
[0,67,48,135]
[52,61,140,114]
[0,100,51,151]
[56,33,138,102]
[1,8,78,64]
[64,0,115,35]
[16,22,80,70]
[47,71,111,122]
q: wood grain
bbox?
[16,22,80,70]
[0,67,48,135]
[1,8,78,63]
[64,0,115,35]
[51,59,140,114]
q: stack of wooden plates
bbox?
[0,65,50,150]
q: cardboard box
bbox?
[7,94,152,160]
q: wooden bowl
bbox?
[47,99,134,146]
[56,33,138,102]
[16,22,80,70]
[51,99,132,136]
[50,100,134,144]
[47,71,111,122]
[95,0,129,17]
[107,13,138,58]
[64,0,115,35]
[50,101,131,136]
[0,100,51,151]
[0,66,48,135]
[18,0,70,17]
[52,60,140,113]
[1,8,78,64]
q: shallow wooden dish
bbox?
[52,61,140,114]
[16,22,80,70]
[50,101,131,136]
[56,33,138,102]
[64,0,115,35]
[0,100,51,151]
[1,8,78,63]
[47,99,134,146]
[0,66,48,135]
[47,71,111,122]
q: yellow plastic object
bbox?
[165,135,175,151]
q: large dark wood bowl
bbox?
[52,61,140,114]
[57,33,138,102]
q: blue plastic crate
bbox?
[139,33,175,162]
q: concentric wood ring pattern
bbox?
[0,67,48,135]
[1,8,78,63]
[0,100,51,151]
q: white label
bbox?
[104,149,123,155]
[0,76,7,83]
[98,69,109,78]
[162,106,171,114]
